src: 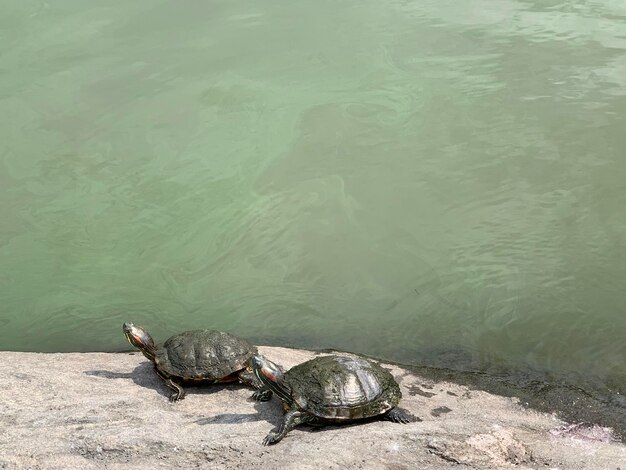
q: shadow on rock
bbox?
[251,397,286,425]
[84,363,272,402]
[194,413,266,425]
[84,362,169,399]
[251,399,418,442]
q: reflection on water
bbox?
[1,1,625,402]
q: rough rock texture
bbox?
[0,347,624,469]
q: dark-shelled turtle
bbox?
[252,354,417,445]
[123,322,272,402]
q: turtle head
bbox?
[123,322,156,361]
[251,355,292,404]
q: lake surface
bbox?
[1,1,625,399]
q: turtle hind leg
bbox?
[263,410,312,445]
[238,369,273,401]
[155,368,185,402]
[383,407,419,424]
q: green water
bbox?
[1,1,625,397]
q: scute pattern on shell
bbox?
[155,330,256,379]
[285,355,401,420]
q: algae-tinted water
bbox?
[1,1,625,410]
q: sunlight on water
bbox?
[1,0,625,396]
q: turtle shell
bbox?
[155,330,256,380]
[284,355,401,420]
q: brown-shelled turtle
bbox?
[252,354,417,445]
[123,322,272,402]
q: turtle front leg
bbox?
[165,379,185,402]
[383,407,419,424]
[238,369,273,402]
[155,368,185,402]
[263,410,311,445]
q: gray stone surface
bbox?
[0,347,624,469]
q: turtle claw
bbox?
[394,413,410,424]
[252,389,273,402]
[263,432,281,446]
[168,390,185,403]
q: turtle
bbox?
[123,322,272,402]
[252,354,417,445]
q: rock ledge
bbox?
[0,347,624,469]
